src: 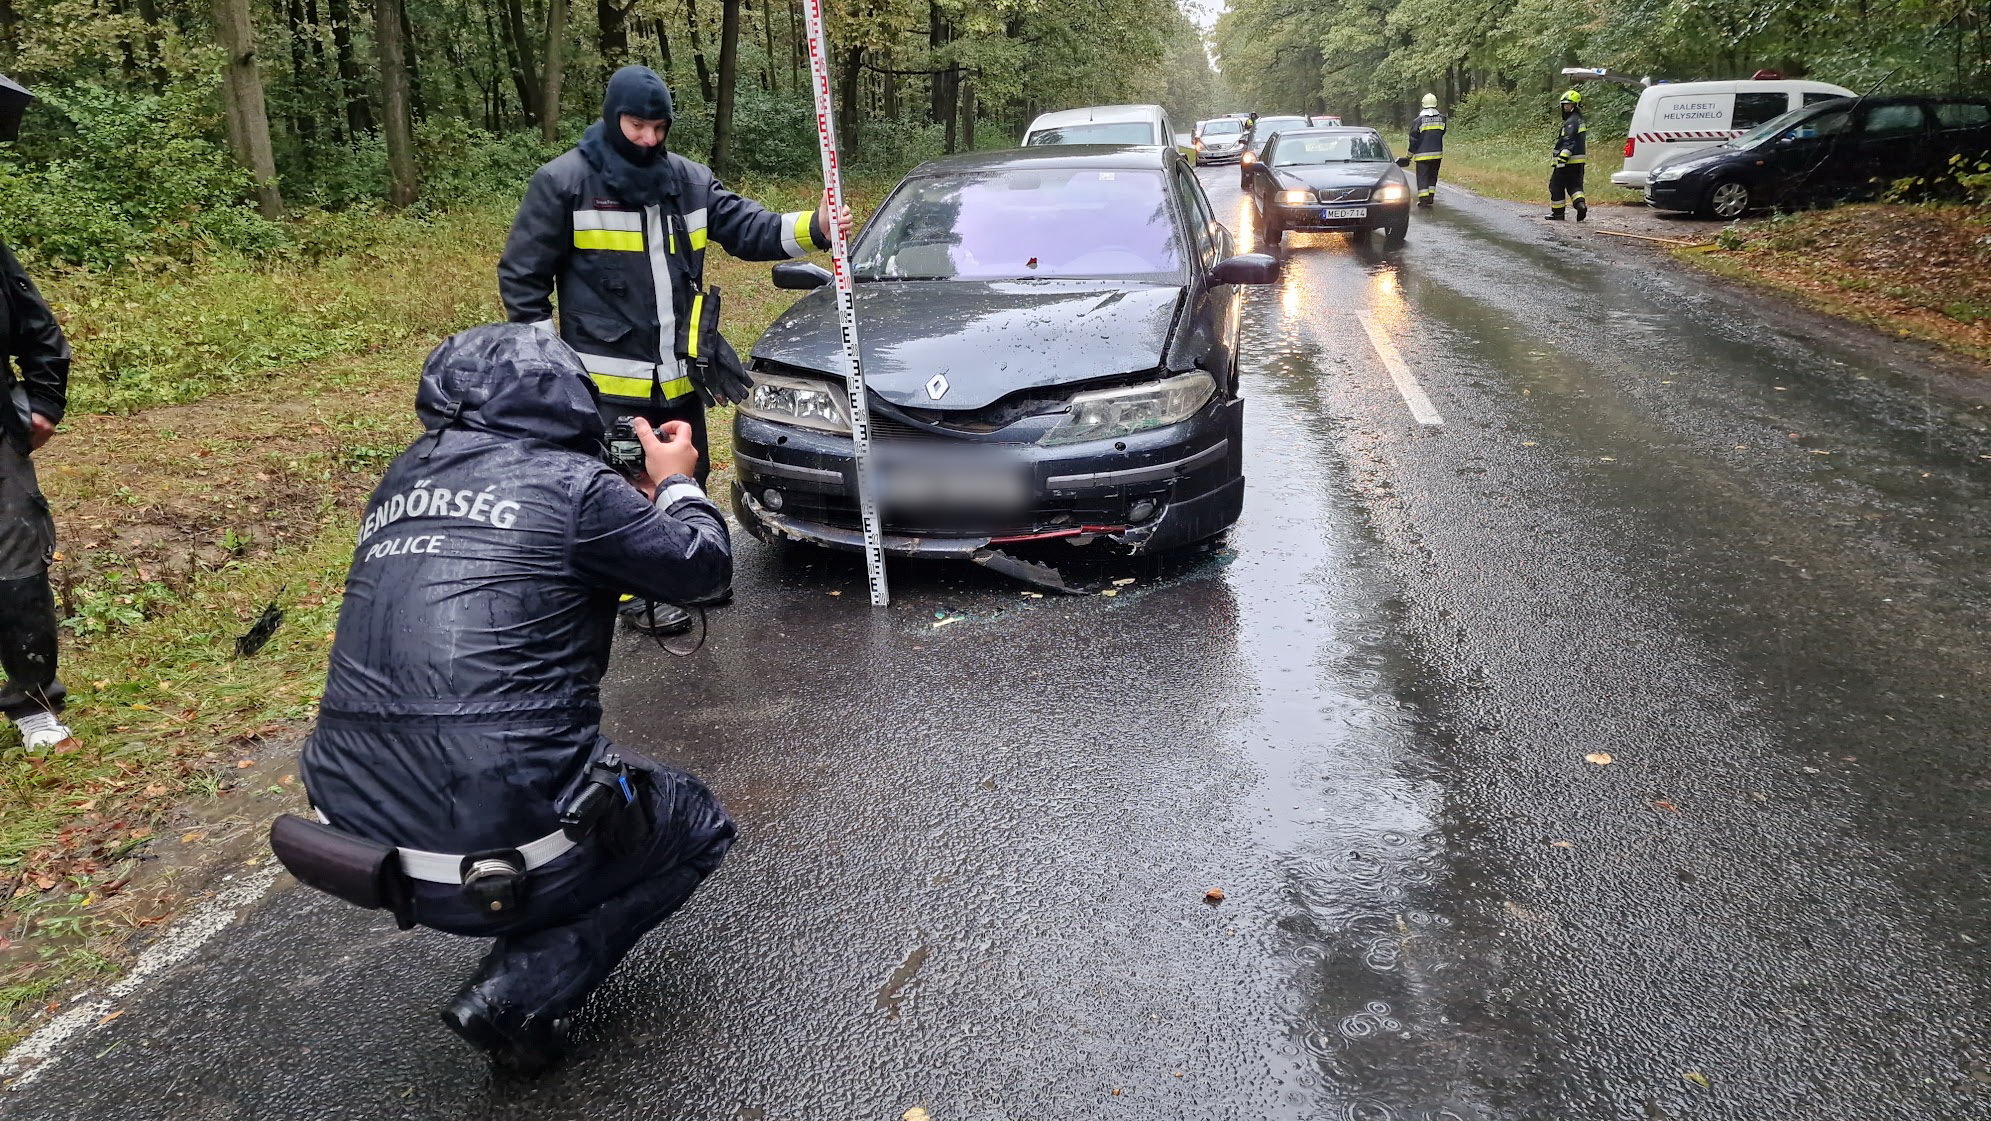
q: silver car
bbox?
[1194,117,1248,164]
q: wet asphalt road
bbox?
[5,172,1989,1120]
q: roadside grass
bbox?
[1441,134,1630,206]
[1,173,883,1046]
[1678,203,1991,366]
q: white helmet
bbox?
[1421,93,1438,110]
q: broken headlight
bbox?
[1039,371,1215,447]
[738,370,850,433]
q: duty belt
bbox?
[313,810,576,884]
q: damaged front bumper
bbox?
[730,398,1245,560]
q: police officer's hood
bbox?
[415,323,604,454]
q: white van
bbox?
[1022,104,1196,161]
[1613,78,1856,189]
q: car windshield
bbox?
[1733,104,1835,149]
[1274,134,1391,165]
[1026,121,1156,146]
[1201,119,1243,136]
[851,168,1184,283]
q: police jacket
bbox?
[498,147,829,408]
[0,237,70,455]
[300,325,731,863]
[1408,110,1446,159]
[1554,111,1588,164]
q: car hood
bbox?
[751,280,1185,411]
[1275,162,1399,189]
[1650,145,1741,174]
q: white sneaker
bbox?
[13,711,79,753]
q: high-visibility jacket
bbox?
[1553,111,1588,165]
[499,148,828,407]
[1408,110,1446,160]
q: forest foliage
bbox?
[1213,0,1990,138]
[0,0,1219,268]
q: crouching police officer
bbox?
[499,64,847,637]
[274,323,736,1072]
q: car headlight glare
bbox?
[1375,184,1407,202]
[1241,150,1256,164]
[1039,371,1216,447]
[1279,189,1311,204]
[738,371,850,433]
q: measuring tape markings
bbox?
[801,0,890,607]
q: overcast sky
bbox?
[1181,0,1224,32]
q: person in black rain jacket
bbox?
[1,73,82,756]
[1547,88,1589,221]
[1407,93,1446,207]
[298,323,736,1070]
[500,65,843,636]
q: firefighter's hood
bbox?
[415,324,605,451]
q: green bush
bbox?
[0,82,287,269]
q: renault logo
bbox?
[925,374,949,400]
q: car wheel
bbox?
[1703,179,1752,220]
[1384,215,1409,246]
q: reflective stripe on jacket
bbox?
[1408,110,1446,159]
[1554,111,1588,164]
[498,148,828,405]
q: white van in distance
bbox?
[1613,78,1856,190]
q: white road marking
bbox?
[0,864,282,1090]
[1356,312,1445,426]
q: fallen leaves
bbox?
[1203,888,1226,905]
[1683,1070,1711,1090]
[903,1110,932,1121]
[1584,752,1614,765]
[1652,799,1680,813]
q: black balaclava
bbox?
[580,65,677,206]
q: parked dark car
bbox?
[1244,128,1413,245]
[1645,95,1991,219]
[1238,114,1315,187]
[730,145,1278,568]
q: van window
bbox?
[1803,91,1847,107]
[1934,101,1991,128]
[1733,92,1788,130]
[1860,104,1927,136]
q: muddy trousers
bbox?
[0,439,64,721]
[1414,159,1441,201]
[1549,163,1586,214]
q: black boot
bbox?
[1574,199,1588,222]
[1544,210,1565,221]
[441,985,572,1076]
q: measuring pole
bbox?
[800,0,889,607]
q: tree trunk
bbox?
[375,0,418,206]
[540,0,567,143]
[959,70,973,150]
[134,0,167,89]
[212,0,285,217]
[758,0,775,92]
[938,63,958,153]
[285,0,317,148]
[787,0,800,91]
[685,0,715,104]
[711,0,740,175]
[599,0,628,68]
[400,0,425,118]
[303,0,343,141]
[838,43,863,160]
[327,0,373,134]
[503,0,542,124]
[654,14,672,72]
[927,2,945,125]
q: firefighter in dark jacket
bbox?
[291,324,737,1071]
[499,65,845,635]
[0,74,81,756]
[1408,93,1445,207]
[1548,88,1588,221]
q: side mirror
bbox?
[1211,252,1279,286]
[772,261,833,290]
[1395,156,1411,167]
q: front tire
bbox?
[1702,178,1752,220]
[1384,214,1409,246]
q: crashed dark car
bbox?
[730,145,1277,574]
[1244,127,1413,245]
[1645,95,1991,219]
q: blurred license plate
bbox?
[1322,207,1368,220]
[875,450,1029,516]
